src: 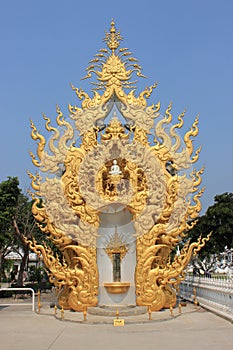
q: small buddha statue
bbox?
[109,159,122,175]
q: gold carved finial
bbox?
[104,19,122,53]
[110,19,115,32]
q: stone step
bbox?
[87,305,148,316]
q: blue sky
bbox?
[0,0,232,213]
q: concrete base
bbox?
[88,305,147,316]
[98,285,136,305]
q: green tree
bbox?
[12,193,38,285]
[0,177,20,280]
[28,265,45,284]
[187,192,233,270]
[0,177,60,285]
[0,177,42,285]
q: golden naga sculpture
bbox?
[28,20,210,312]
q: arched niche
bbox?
[97,203,136,306]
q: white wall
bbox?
[97,241,136,306]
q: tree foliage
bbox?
[0,177,60,285]
[0,177,21,279]
[0,177,42,284]
[188,192,233,259]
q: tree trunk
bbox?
[17,246,29,286]
[0,250,10,281]
[12,217,30,286]
[0,252,3,281]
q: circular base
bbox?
[104,282,130,294]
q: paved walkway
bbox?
[0,298,232,350]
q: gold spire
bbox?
[81,19,146,88]
[104,19,122,53]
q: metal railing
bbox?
[180,275,233,322]
[0,288,35,311]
